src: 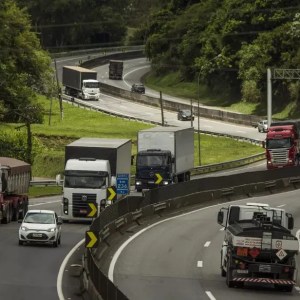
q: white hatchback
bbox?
[18,210,62,247]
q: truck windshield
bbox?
[266,138,292,149]
[84,82,100,88]
[137,155,168,167]
[64,175,106,188]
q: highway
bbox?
[109,191,300,300]
[0,54,293,300]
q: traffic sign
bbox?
[85,231,98,248]
[155,173,162,184]
[107,186,117,201]
[87,202,97,218]
[116,173,129,194]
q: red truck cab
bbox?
[265,122,299,169]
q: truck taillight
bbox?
[283,266,290,273]
[248,247,260,258]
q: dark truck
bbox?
[135,126,194,191]
[62,66,100,100]
[108,60,123,80]
[218,203,298,292]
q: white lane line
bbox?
[204,241,211,247]
[197,261,203,268]
[123,65,151,88]
[277,204,286,207]
[57,238,85,300]
[205,291,216,300]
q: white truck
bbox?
[60,138,132,222]
[135,126,194,192]
[218,203,298,292]
[62,66,101,100]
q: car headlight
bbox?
[48,228,56,232]
[21,226,28,231]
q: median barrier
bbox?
[81,167,300,300]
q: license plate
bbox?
[236,270,248,274]
[237,247,248,256]
[32,233,42,237]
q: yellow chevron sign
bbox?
[155,173,163,184]
[107,186,117,201]
[87,202,97,217]
[85,231,98,248]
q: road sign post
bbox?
[116,173,130,195]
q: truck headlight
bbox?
[63,198,68,215]
[162,181,169,185]
[136,181,142,185]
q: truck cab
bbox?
[80,79,101,100]
[135,149,173,191]
[61,158,113,222]
[265,120,300,169]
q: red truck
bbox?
[264,120,300,169]
[0,157,30,223]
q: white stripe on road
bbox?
[276,204,286,207]
[204,241,211,247]
[205,291,216,300]
[29,200,61,207]
[197,261,203,268]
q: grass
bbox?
[2,95,263,196]
[144,71,300,119]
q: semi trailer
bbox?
[0,157,30,223]
[108,60,123,80]
[218,203,298,292]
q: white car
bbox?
[257,119,268,132]
[18,210,62,247]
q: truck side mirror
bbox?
[287,214,294,230]
[111,176,116,186]
[56,174,61,186]
[217,211,224,225]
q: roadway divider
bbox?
[82,167,300,300]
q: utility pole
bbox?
[159,91,165,126]
[54,59,63,120]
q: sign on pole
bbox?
[116,173,130,195]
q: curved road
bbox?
[110,191,300,300]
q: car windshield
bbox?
[24,212,55,224]
[266,138,292,149]
[84,82,100,88]
[64,175,106,188]
[137,155,168,167]
[181,110,191,116]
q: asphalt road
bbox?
[0,196,88,300]
[110,191,300,300]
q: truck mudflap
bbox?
[233,278,295,285]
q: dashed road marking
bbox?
[204,241,211,247]
[276,204,286,207]
[197,261,203,268]
[205,291,216,300]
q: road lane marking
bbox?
[204,241,211,247]
[205,291,216,300]
[197,261,203,268]
[277,204,286,207]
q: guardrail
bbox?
[83,167,300,299]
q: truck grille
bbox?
[72,193,97,217]
[269,149,289,165]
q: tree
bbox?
[0,0,54,163]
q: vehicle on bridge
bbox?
[264,120,300,169]
[0,157,30,224]
[218,203,298,292]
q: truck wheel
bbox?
[226,260,234,288]
[221,267,226,277]
[12,205,19,221]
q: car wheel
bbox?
[53,240,58,248]
[58,236,61,245]
[19,240,24,246]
